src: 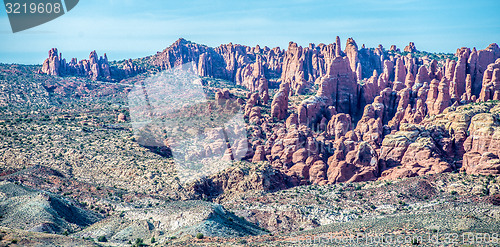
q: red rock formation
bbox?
[444,59,456,82]
[461,74,474,103]
[479,59,500,101]
[471,43,500,96]
[388,87,411,130]
[344,38,360,78]
[401,99,426,125]
[361,70,380,105]
[297,96,326,126]
[252,145,266,162]
[425,79,439,115]
[317,56,358,114]
[356,63,362,82]
[327,142,379,183]
[404,55,418,77]
[383,60,394,82]
[286,113,298,128]
[244,93,261,118]
[120,59,145,77]
[405,72,415,88]
[355,103,384,145]
[280,42,312,95]
[462,113,500,175]
[41,48,129,81]
[41,48,61,76]
[415,66,430,85]
[449,52,467,100]
[215,89,235,106]
[271,82,290,120]
[395,57,406,83]
[295,52,358,128]
[270,125,315,168]
[236,56,269,103]
[41,39,500,185]
[381,136,453,180]
[379,124,453,179]
[309,160,328,185]
[326,113,352,139]
[432,78,452,114]
[335,36,342,57]
[404,42,417,53]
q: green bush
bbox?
[97,236,107,242]
[132,238,144,247]
[196,233,204,239]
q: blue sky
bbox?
[1,0,499,64]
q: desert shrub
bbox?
[196,233,204,239]
[97,236,107,242]
[132,238,145,247]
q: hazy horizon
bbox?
[1,0,499,64]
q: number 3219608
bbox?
[5,2,62,14]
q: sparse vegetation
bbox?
[132,238,145,247]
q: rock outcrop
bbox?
[41,48,142,81]
[395,57,406,83]
[317,55,358,114]
[236,56,270,103]
[462,111,500,175]
[479,59,500,101]
[379,124,453,179]
[404,42,417,53]
[271,82,290,120]
[327,141,379,183]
